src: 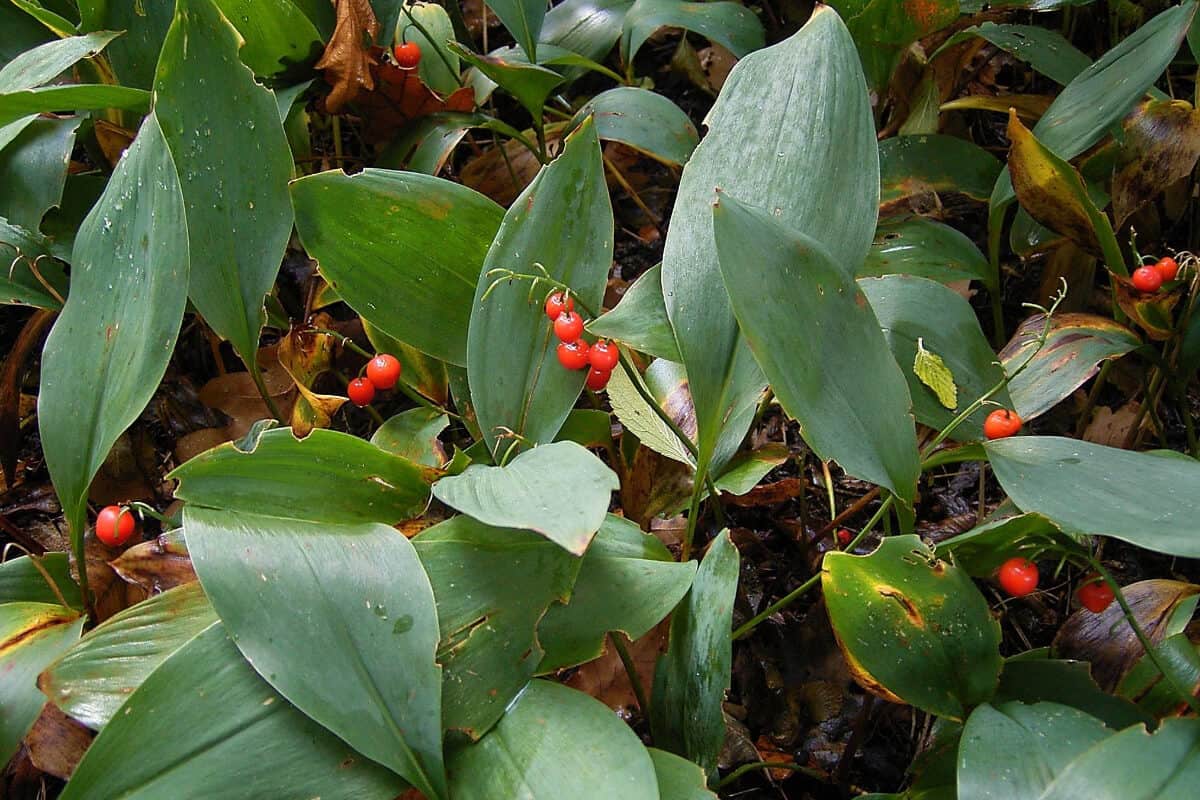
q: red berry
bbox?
[983,409,1022,440]
[1131,265,1163,293]
[393,41,421,69]
[1077,575,1115,613]
[588,339,619,371]
[1155,256,1179,282]
[556,340,591,370]
[96,505,136,547]
[366,354,402,390]
[544,291,574,320]
[347,377,376,407]
[585,367,612,390]
[998,557,1039,597]
[553,311,584,343]
[836,529,852,546]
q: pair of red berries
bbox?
[1130,256,1179,293]
[996,557,1114,612]
[546,292,616,390]
[983,409,1022,440]
[95,505,137,547]
[347,354,402,407]
[393,41,421,69]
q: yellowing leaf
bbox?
[913,337,957,410]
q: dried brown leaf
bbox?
[315,0,380,112]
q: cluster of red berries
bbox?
[95,505,137,547]
[997,557,1114,613]
[1130,256,1179,293]
[347,354,402,407]
[983,408,1022,440]
[546,292,616,391]
[393,41,421,69]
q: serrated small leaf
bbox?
[913,338,957,410]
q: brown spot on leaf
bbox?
[876,584,925,628]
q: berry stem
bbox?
[126,502,180,528]
[249,363,285,423]
[608,632,650,715]
[398,4,466,88]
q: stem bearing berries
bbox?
[347,377,376,407]
[96,505,137,547]
[1131,265,1163,293]
[1076,575,1115,613]
[544,291,574,320]
[998,557,1039,597]
[393,41,421,69]
[366,354,402,390]
[557,340,590,370]
[553,311,584,343]
[983,409,1022,440]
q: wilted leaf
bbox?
[315,0,380,111]
[24,703,92,780]
[277,316,345,437]
[1113,99,1200,227]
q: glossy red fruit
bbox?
[588,339,619,371]
[553,311,584,342]
[366,354,402,390]
[1155,256,1179,282]
[585,367,612,390]
[998,557,1039,597]
[347,377,376,407]
[1077,575,1115,613]
[556,340,591,370]
[983,409,1022,440]
[836,529,852,546]
[96,505,136,547]
[1131,265,1163,293]
[544,291,574,320]
[393,41,421,68]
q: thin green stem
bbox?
[126,502,179,528]
[249,363,285,422]
[397,6,465,87]
[681,470,706,563]
[609,633,650,716]
[717,761,827,789]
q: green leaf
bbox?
[412,516,578,739]
[662,5,877,480]
[0,218,67,308]
[714,195,919,503]
[934,511,1084,577]
[78,0,174,88]
[0,4,52,70]
[649,748,717,799]
[402,2,460,95]
[861,217,992,286]
[621,0,764,62]
[573,86,698,166]
[0,31,121,92]
[957,702,1111,800]
[833,0,957,90]
[0,116,79,230]
[913,338,957,410]
[154,0,295,373]
[1039,717,1200,799]
[292,169,502,366]
[485,0,545,60]
[650,530,738,775]
[210,0,323,78]
[860,275,1009,440]
[452,42,564,120]
[952,23,1090,85]
[7,0,78,38]
[823,535,1002,720]
[39,582,218,730]
[712,443,788,495]
[60,623,409,800]
[371,407,449,467]
[537,515,696,671]
[38,112,188,592]
[0,84,151,128]
[171,427,437,524]
[0,553,81,607]
[185,507,447,799]
[879,134,1001,208]
[986,436,1200,558]
[588,264,681,362]
[554,408,613,448]
[607,363,695,467]
[432,440,618,555]
[0,603,83,764]
[466,117,612,455]
[364,321,451,404]
[541,0,633,62]
[1000,312,1140,420]
[995,658,1151,730]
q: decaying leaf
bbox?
[355,57,475,143]
[25,704,92,780]
[278,314,345,438]
[1113,99,1200,227]
[108,530,197,594]
[315,0,380,112]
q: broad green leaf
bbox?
[588,264,682,362]
[413,516,579,739]
[860,275,1009,440]
[292,169,503,366]
[833,0,957,90]
[363,321,451,404]
[0,218,67,308]
[39,582,218,730]
[541,0,632,81]
[649,748,717,799]
[712,443,789,495]
[40,172,105,260]
[1117,633,1200,719]
[467,117,612,455]
[60,623,409,800]
[210,0,323,77]
[913,339,957,410]
[862,217,992,286]
[485,0,545,60]
[555,408,613,448]
[607,364,695,467]
[1039,717,1200,799]
[0,603,83,765]
[0,4,51,70]
[452,42,564,120]
[651,530,738,775]
[38,113,188,592]
[0,31,121,92]
[78,0,174,88]
[7,0,77,37]
[432,440,618,555]
[934,512,1084,577]
[537,514,696,671]
[715,195,918,502]
[1112,99,1200,228]
[949,23,1090,85]
[171,427,437,524]
[823,535,1002,720]
[0,84,151,128]
[154,0,294,374]
[996,658,1152,730]
[185,507,446,799]
[662,5,877,480]
[573,86,698,166]
[369,0,403,44]
[621,0,764,61]
[986,437,1200,558]
[447,680,659,799]
[958,702,1111,800]
[0,553,81,608]
[879,134,1001,208]
[402,2,460,95]
[1000,312,1140,420]
[371,407,449,467]
[0,116,79,230]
